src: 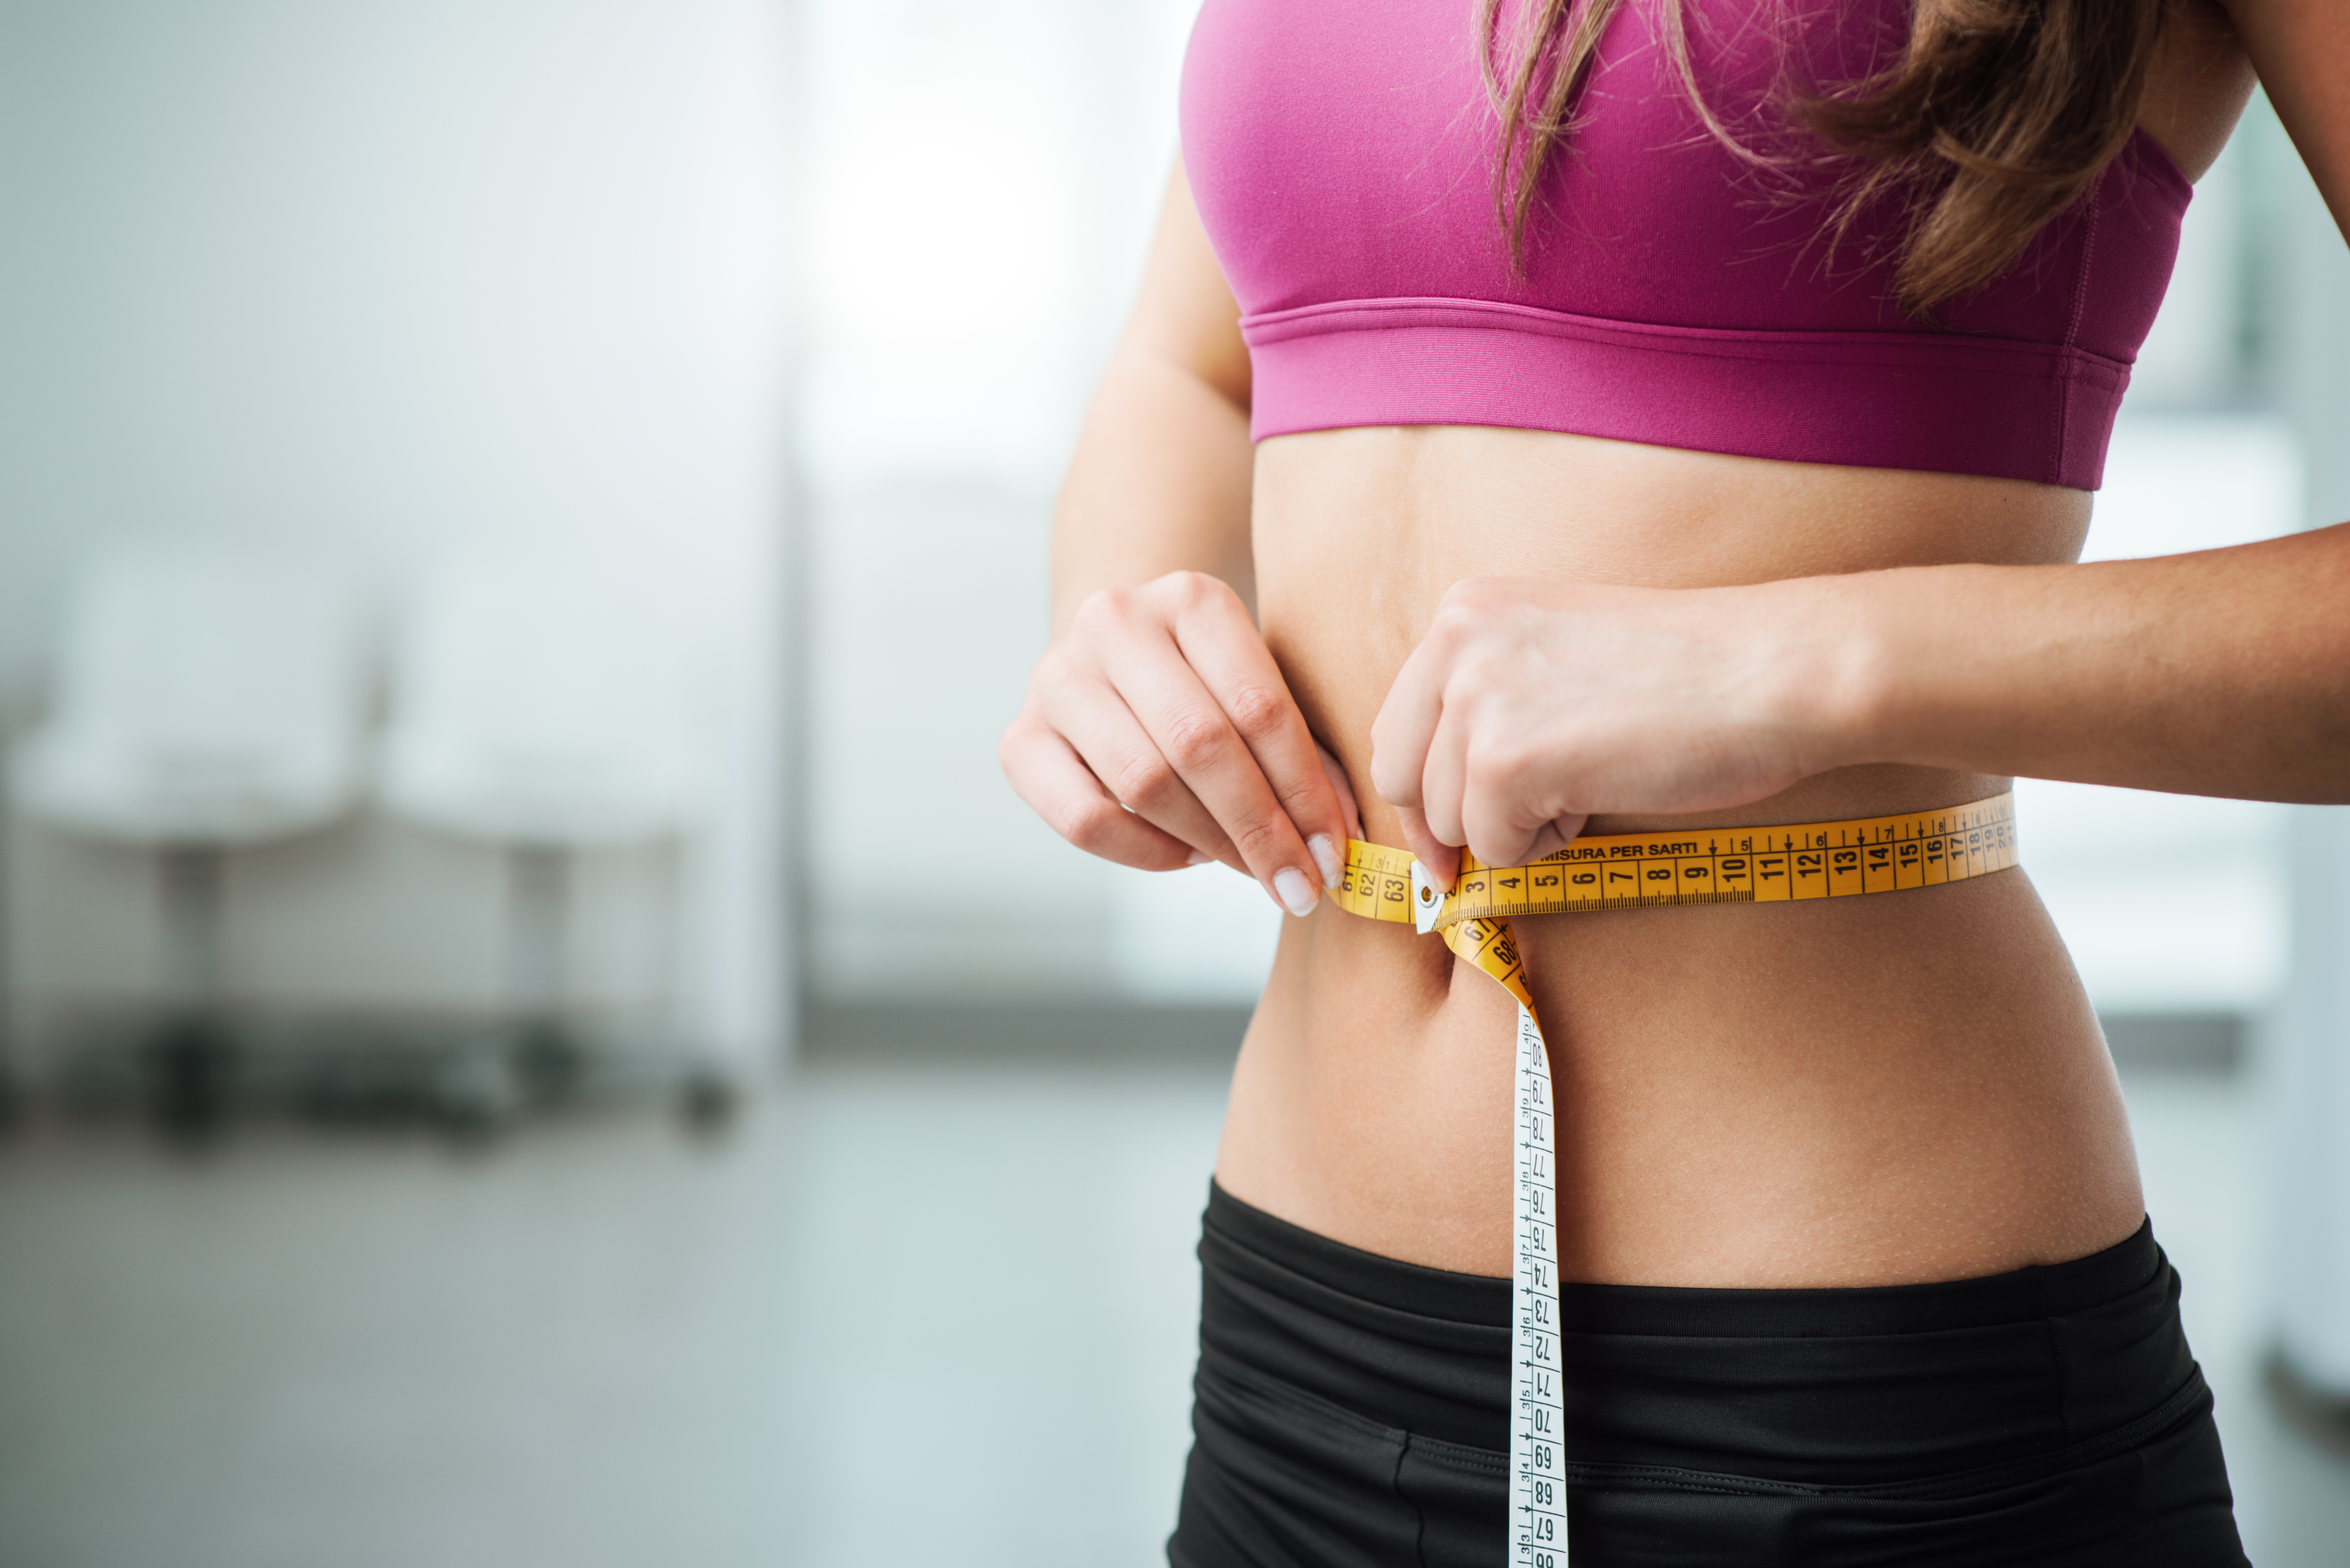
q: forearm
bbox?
[1050,344,1254,638]
[1820,522,2350,801]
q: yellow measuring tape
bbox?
[1337,790,2020,934]
[1324,791,2017,1565]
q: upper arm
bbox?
[1048,162,1258,629]
[2225,0,2350,235]
[2137,0,2257,181]
[1119,162,1252,413]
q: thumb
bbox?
[1395,805,1460,893]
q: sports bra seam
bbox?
[2056,186,2103,479]
[2121,121,2195,205]
[1243,297,2131,380]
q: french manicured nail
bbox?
[1274,867,1318,917]
[1308,834,1342,891]
[1185,849,1210,866]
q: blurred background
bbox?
[0,1,2345,1564]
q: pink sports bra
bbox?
[1179,0,2191,490]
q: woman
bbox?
[1000,0,2343,1560]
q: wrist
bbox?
[1766,570,1912,777]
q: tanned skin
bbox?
[1002,0,2337,1286]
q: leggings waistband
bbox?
[1198,1182,2200,1482]
[1203,1180,2163,1335]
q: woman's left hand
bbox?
[1368,574,1855,882]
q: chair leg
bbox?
[153,847,229,1141]
[676,1066,739,1137]
[430,1036,523,1143]
[151,1013,229,1141]
[507,845,580,1100]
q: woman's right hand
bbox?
[999,570,1360,916]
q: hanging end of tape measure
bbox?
[1409,861,1443,935]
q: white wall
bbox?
[2129,131,2249,408]
[0,0,792,1066]
[797,0,1276,1004]
[2258,91,2350,1390]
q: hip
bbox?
[1214,850,2145,1285]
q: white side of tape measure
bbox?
[1411,859,1444,936]
[1511,1000,1567,1566]
[1414,859,1566,1561]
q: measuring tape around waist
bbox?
[1324,791,2017,1565]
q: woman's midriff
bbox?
[1213,423,2147,1289]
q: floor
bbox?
[0,1055,2344,1568]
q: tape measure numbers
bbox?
[1326,792,2018,1566]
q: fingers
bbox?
[1164,582,1352,887]
[1315,742,1364,842]
[1373,607,1469,889]
[1035,672,1243,871]
[1369,605,1469,891]
[1416,699,1469,853]
[1101,643,1326,912]
[1000,715,1206,871]
[1460,784,1558,871]
[1410,738,1579,870]
[1376,583,1579,877]
[1367,630,1445,811]
[1021,574,1348,916]
[1452,714,1588,868]
[1394,805,1459,891]
[1517,812,1588,865]
[1097,580,1347,907]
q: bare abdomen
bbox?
[1210,424,2143,1287]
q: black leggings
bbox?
[1169,1183,2245,1568]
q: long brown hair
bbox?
[1479,0,2168,316]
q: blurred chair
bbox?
[377,547,725,1133]
[12,546,366,1135]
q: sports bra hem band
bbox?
[1240,296,2134,383]
[1243,308,2127,487]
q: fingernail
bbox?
[1274,867,1319,917]
[1185,849,1210,867]
[1308,834,1342,890]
